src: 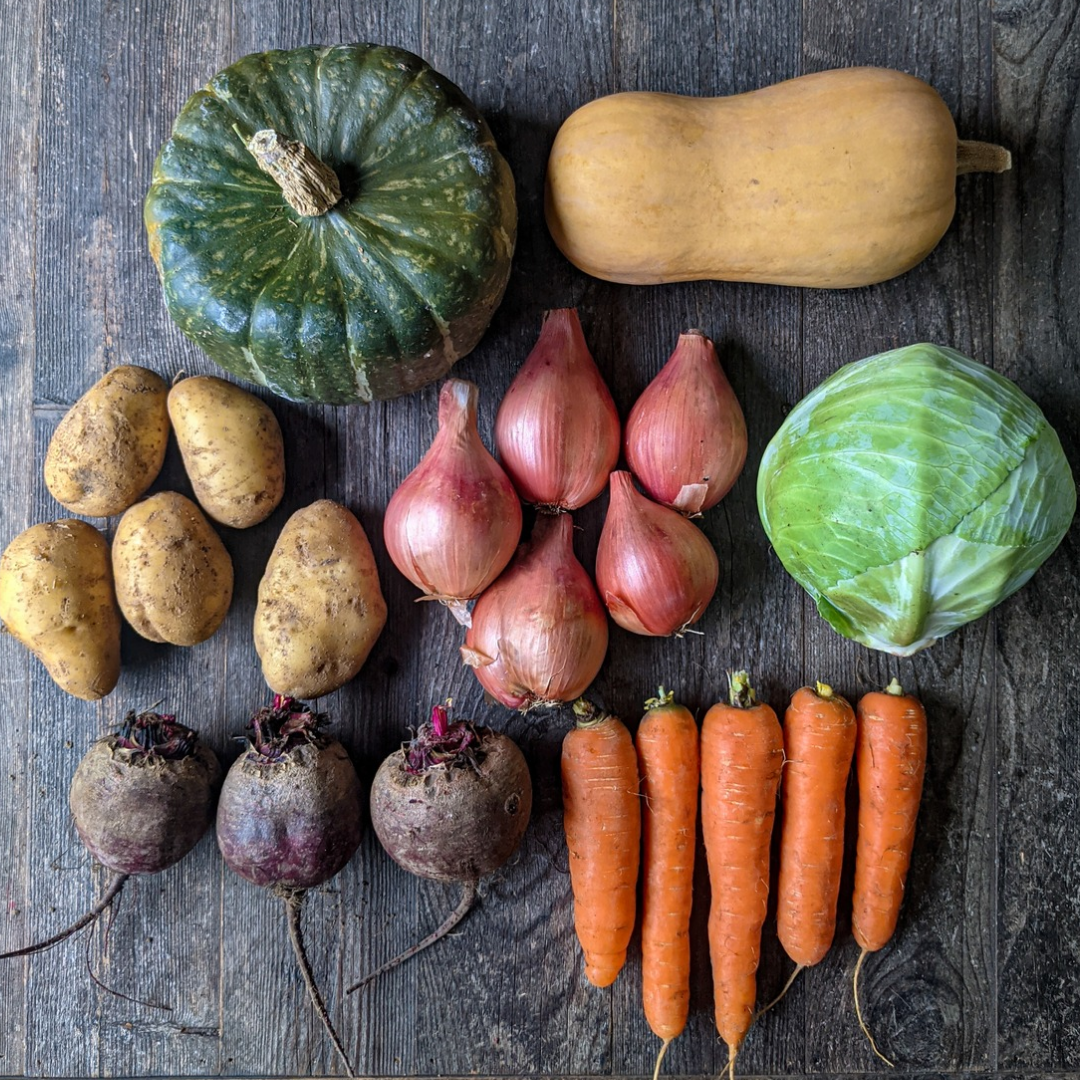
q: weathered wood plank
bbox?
[86,0,239,1073]
[601,2,805,1078]
[0,0,43,1074]
[17,0,128,1071]
[88,4,236,1075]
[992,0,1080,1070]
[795,1,1002,1073]
[353,0,616,1076]
[16,418,104,1075]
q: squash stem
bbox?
[956,139,1012,175]
[247,129,342,216]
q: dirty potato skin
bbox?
[370,729,533,883]
[71,728,222,875]
[113,491,233,646]
[0,520,121,700]
[168,375,285,529]
[254,500,387,698]
[44,365,170,517]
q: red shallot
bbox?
[384,379,522,625]
[461,513,609,710]
[624,330,747,515]
[595,471,719,637]
[494,308,620,511]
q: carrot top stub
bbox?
[644,685,676,710]
[728,669,756,708]
[571,696,609,728]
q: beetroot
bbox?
[216,695,363,1077]
[1,709,220,961]
[353,703,532,989]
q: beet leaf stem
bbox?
[283,890,356,1078]
[0,872,128,960]
[431,703,449,737]
[347,878,478,993]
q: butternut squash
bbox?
[544,67,1010,288]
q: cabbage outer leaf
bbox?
[757,344,1076,655]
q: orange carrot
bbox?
[776,681,857,973]
[562,698,641,988]
[635,688,699,1078]
[851,677,927,1064]
[701,670,784,1076]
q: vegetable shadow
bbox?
[482,109,579,315]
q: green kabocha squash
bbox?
[145,44,516,404]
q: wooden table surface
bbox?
[1,0,1078,1076]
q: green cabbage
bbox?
[756,343,1076,655]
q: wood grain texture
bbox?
[602,4,806,1077]
[794,1,1000,1073]
[0,0,41,1075]
[992,0,1080,1071]
[0,0,1077,1074]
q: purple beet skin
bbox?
[215,695,363,1078]
[216,695,363,888]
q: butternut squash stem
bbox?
[956,140,1012,175]
[246,129,342,216]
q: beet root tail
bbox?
[0,872,129,960]
[282,889,356,1079]
[347,878,479,993]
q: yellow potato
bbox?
[0,520,121,700]
[168,375,285,529]
[254,500,387,698]
[44,365,170,517]
[113,492,233,646]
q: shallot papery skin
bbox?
[596,471,719,637]
[494,308,620,511]
[624,330,747,515]
[384,379,522,625]
[460,513,609,710]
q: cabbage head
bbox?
[756,343,1076,655]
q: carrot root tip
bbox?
[722,1044,737,1080]
[853,947,895,1068]
[651,1037,672,1080]
[753,961,805,1023]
